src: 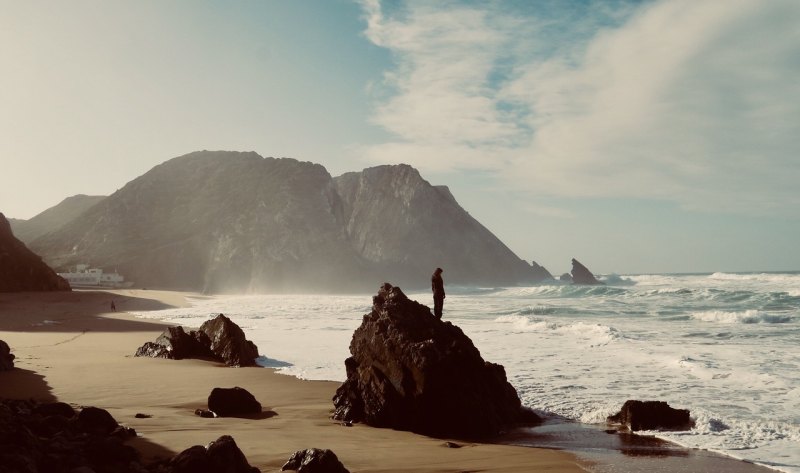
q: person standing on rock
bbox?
[431,267,445,319]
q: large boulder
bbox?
[207,387,262,417]
[0,340,14,371]
[570,258,603,285]
[281,448,349,473]
[200,314,260,367]
[0,212,70,292]
[168,435,259,473]
[608,400,694,431]
[134,314,258,367]
[332,283,539,439]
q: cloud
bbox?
[359,0,800,216]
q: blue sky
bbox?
[2,0,798,274]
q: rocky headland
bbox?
[570,258,603,285]
[0,212,70,292]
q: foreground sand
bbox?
[0,289,586,473]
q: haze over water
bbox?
[134,271,800,473]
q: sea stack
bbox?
[570,258,603,285]
[332,283,539,439]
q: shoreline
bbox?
[0,289,586,472]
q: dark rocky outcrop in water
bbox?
[134,314,258,367]
[0,213,71,292]
[9,194,106,243]
[0,340,15,371]
[608,400,694,431]
[559,272,573,283]
[281,448,349,473]
[570,258,603,285]
[332,283,539,439]
[30,151,550,292]
[207,387,262,417]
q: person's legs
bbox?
[434,296,443,318]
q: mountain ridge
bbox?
[30,151,550,292]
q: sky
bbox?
[2,0,799,275]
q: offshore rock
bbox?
[559,272,573,283]
[331,283,539,439]
[0,212,70,292]
[207,387,262,417]
[281,448,349,473]
[0,339,14,371]
[570,258,603,285]
[608,400,694,431]
[134,314,258,367]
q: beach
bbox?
[0,289,586,472]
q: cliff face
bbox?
[31,151,548,292]
[9,195,106,243]
[334,165,549,286]
[0,213,70,292]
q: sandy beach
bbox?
[0,289,587,473]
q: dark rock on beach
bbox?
[0,339,14,371]
[207,387,262,417]
[200,315,260,367]
[0,212,71,292]
[332,283,539,439]
[608,400,694,431]
[281,448,349,473]
[134,313,259,367]
[168,435,260,473]
[570,258,603,285]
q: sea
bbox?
[132,272,800,473]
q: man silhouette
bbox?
[431,267,445,319]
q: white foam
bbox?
[691,310,795,324]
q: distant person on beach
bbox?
[431,267,445,319]
[110,300,116,312]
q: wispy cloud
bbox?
[359,0,800,216]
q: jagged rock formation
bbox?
[608,400,694,431]
[281,448,349,473]
[0,340,14,371]
[134,314,259,367]
[166,435,259,473]
[570,258,603,285]
[207,387,262,417]
[0,213,71,292]
[9,194,105,243]
[332,283,539,439]
[30,151,550,292]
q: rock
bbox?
[0,339,15,371]
[194,409,217,418]
[34,402,76,419]
[570,258,603,285]
[208,387,261,417]
[281,448,349,473]
[168,436,259,473]
[0,398,148,473]
[332,283,539,439]
[608,400,694,431]
[559,272,573,283]
[134,413,152,419]
[206,435,260,473]
[0,213,71,292]
[78,407,119,436]
[134,315,258,367]
[444,441,462,448]
[199,314,259,367]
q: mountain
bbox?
[9,195,106,243]
[0,213,71,292]
[30,151,550,293]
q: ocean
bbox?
[132,272,800,473]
